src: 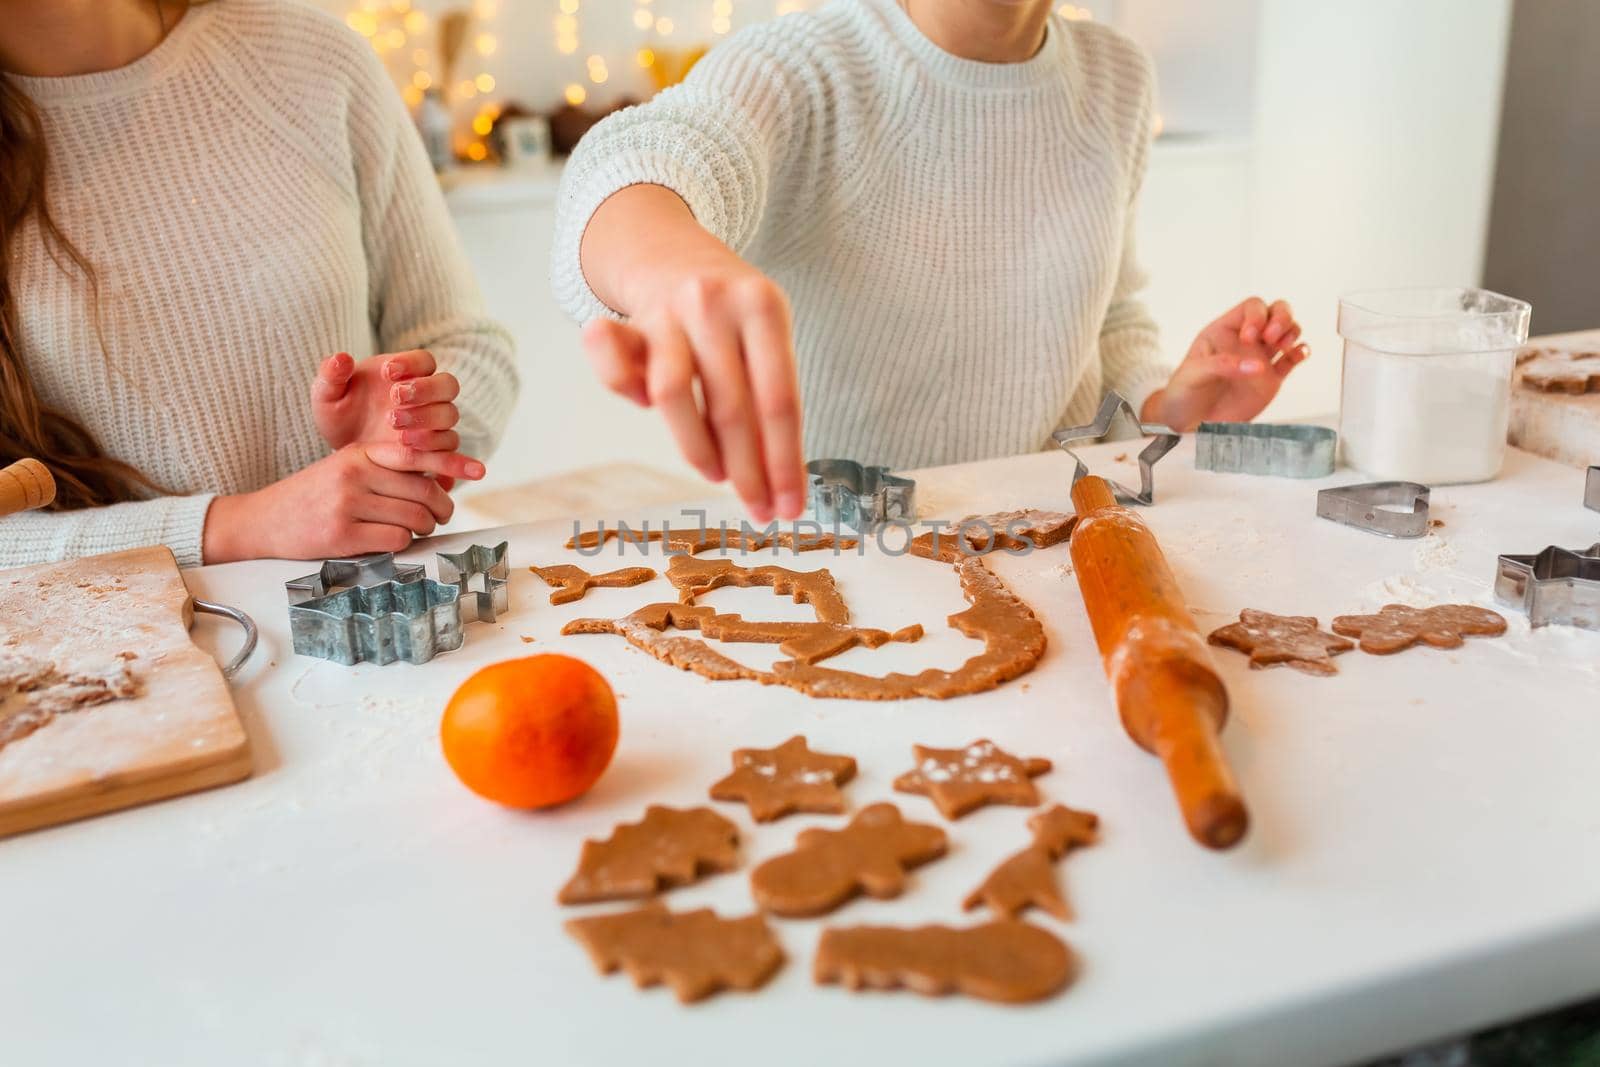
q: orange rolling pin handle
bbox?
[0,459,56,520]
[1069,474,1249,850]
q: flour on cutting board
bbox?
[0,554,241,797]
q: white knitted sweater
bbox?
[1,0,516,568]
[552,0,1166,471]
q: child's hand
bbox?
[1142,298,1310,432]
[580,256,806,525]
[312,350,460,449]
[311,350,484,490]
[202,443,465,563]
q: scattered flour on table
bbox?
[1411,533,1459,572]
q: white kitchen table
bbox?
[5,436,1599,1067]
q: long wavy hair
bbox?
[0,6,185,509]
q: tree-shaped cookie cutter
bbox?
[806,459,916,532]
[437,541,510,623]
[289,578,465,665]
[284,552,425,604]
[1494,543,1600,630]
[1051,391,1180,506]
[1315,481,1431,539]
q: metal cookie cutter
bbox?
[290,579,464,665]
[437,541,510,623]
[1586,466,1599,514]
[285,553,424,604]
[1195,422,1337,479]
[806,459,915,532]
[1494,543,1600,630]
[1052,391,1180,506]
[1316,481,1432,539]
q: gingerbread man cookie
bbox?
[750,802,947,917]
[813,919,1077,1004]
[1208,609,1355,676]
[558,805,739,905]
[893,739,1052,819]
[565,902,785,1003]
[708,735,857,822]
[1330,603,1507,655]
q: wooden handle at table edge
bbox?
[0,459,55,519]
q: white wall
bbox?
[1243,0,1515,417]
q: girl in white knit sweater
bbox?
[554,0,1307,523]
[0,0,517,568]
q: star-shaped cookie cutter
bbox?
[806,459,916,532]
[1315,481,1431,539]
[1494,543,1600,630]
[1051,392,1180,506]
[289,578,464,665]
[437,541,510,623]
[284,552,425,604]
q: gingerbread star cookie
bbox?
[962,805,1100,921]
[1207,609,1355,676]
[708,735,857,822]
[814,919,1077,1004]
[565,902,785,1003]
[1330,603,1507,655]
[558,805,739,905]
[893,739,1052,819]
[750,802,947,917]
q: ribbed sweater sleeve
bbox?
[1094,54,1168,416]
[343,39,517,460]
[0,496,215,570]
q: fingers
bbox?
[398,429,460,452]
[312,352,355,404]
[391,372,459,408]
[365,441,486,483]
[583,320,651,407]
[347,523,415,555]
[1238,297,1269,345]
[1262,300,1295,347]
[361,463,455,525]
[383,349,437,382]
[645,319,725,483]
[1273,343,1311,378]
[353,494,442,536]
[390,403,459,432]
[679,289,771,521]
[736,284,805,519]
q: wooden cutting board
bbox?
[0,545,251,837]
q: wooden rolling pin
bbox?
[0,459,56,519]
[1070,475,1249,849]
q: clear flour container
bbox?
[1338,288,1531,484]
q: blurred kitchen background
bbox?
[312,0,1595,502]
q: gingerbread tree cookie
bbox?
[1330,603,1507,655]
[813,919,1077,1004]
[708,735,857,822]
[565,902,785,1003]
[1208,609,1355,676]
[893,739,1052,819]
[750,803,947,917]
[962,805,1100,921]
[558,805,739,905]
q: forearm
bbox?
[580,183,741,315]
